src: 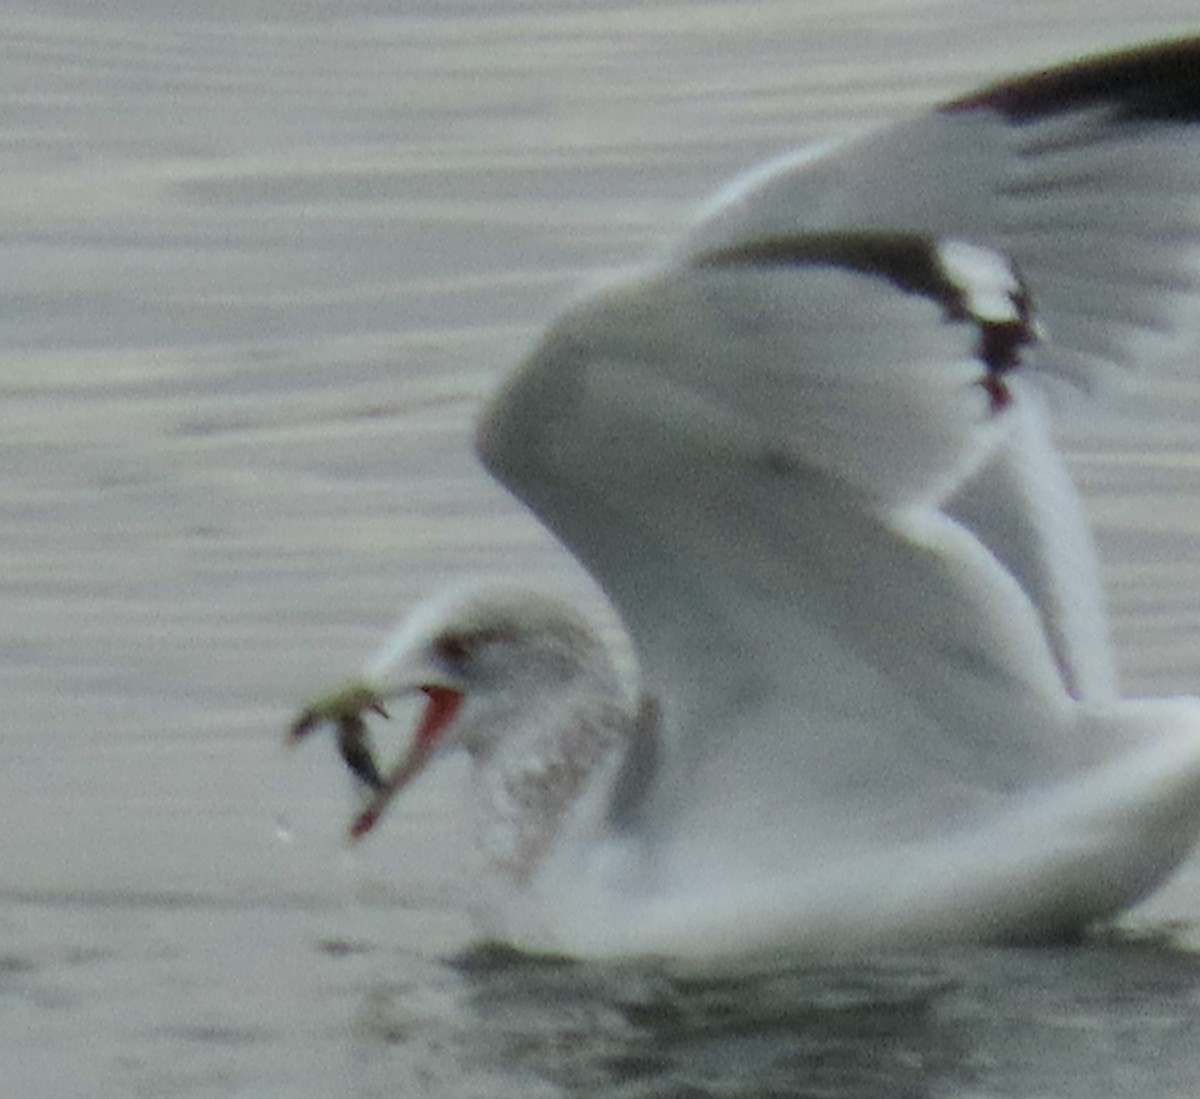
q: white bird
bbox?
[291,38,1200,965]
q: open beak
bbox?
[348,686,462,840]
[288,681,462,842]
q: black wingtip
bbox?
[942,36,1200,123]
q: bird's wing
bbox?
[679,38,1200,704]
[943,392,1118,704]
[685,37,1200,395]
[479,243,1074,862]
[476,39,1200,861]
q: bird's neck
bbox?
[467,688,632,884]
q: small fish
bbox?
[288,683,390,791]
[336,715,385,792]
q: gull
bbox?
[290,38,1200,964]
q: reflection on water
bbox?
[348,937,1200,1098]
[447,948,965,1097]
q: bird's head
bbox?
[288,582,618,840]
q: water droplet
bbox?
[274,814,295,844]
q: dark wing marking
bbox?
[943,37,1200,123]
[693,231,1036,411]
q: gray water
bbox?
[6,1,1200,1095]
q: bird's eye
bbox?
[433,627,516,671]
[435,633,474,667]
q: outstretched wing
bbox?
[479,241,1072,862]
[476,40,1200,864]
[686,37,1200,395]
[682,38,1200,705]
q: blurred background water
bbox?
[4,1,1200,1095]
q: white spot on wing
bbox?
[937,240,1023,324]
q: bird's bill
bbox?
[348,685,463,841]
